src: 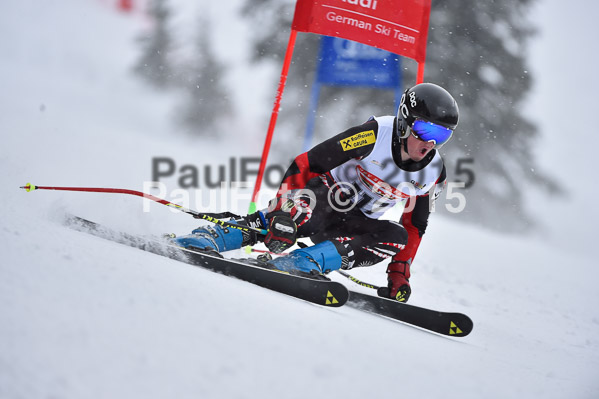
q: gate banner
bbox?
[292,0,431,63]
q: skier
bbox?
[173,83,459,303]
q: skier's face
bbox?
[406,133,435,161]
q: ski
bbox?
[62,215,472,336]
[346,290,473,337]
[63,215,349,307]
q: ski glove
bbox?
[377,260,412,303]
[264,215,297,254]
[266,195,312,227]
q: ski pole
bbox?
[20,183,268,236]
[336,270,380,290]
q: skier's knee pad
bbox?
[376,221,408,246]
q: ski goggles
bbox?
[410,119,454,147]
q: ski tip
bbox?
[447,315,474,337]
[20,183,37,192]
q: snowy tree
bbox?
[418,0,560,230]
[240,0,559,230]
[176,16,231,135]
[134,0,174,88]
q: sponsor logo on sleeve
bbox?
[340,130,376,151]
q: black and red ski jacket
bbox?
[276,117,446,266]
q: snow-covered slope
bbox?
[1,1,598,398]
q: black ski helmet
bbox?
[397,83,459,142]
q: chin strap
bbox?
[395,116,410,153]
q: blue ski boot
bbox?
[268,240,347,276]
[171,212,266,255]
[172,225,244,255]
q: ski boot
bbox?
[267,240,346,278]
[170,224,245,257]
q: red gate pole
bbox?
[248,29,298,213]
[416,62,426,84]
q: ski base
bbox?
[64,215,349,307]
